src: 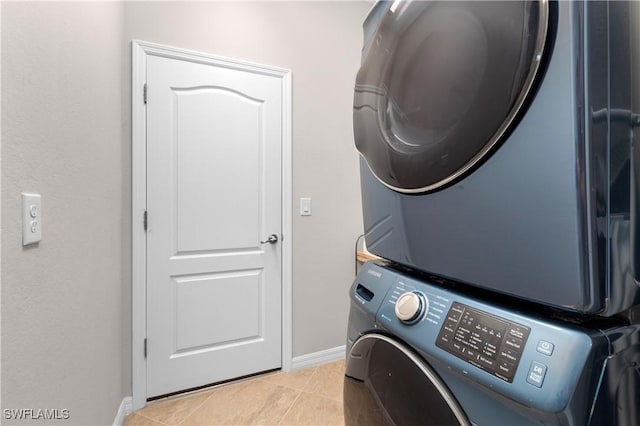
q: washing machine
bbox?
[344,262,640,426]
[354,0,640,315]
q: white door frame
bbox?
[131,40,293,410]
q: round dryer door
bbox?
[344,333,470,426]
[354,0,550,193]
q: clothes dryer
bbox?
[355,0,640,315]
[344,262,640,425]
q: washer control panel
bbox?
[436,302,530,383]
[352,262,596,414]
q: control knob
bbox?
[395,291,428,324]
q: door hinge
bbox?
[143,83,147,104]
[144,338,147,359]
[143,210,148,232]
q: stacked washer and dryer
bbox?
[345,1,640,425]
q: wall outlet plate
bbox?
[22,193,42,245]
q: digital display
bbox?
[436,302,530,382]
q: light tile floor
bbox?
[125,359,345,426]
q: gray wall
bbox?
[2,1,367,423]
[1,2,127,425]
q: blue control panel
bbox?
[352,262,594,414]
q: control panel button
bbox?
[536,340,554,356]
[499,348,519,363]
[504,335,524,351]
[395,292,427,323]
[526,361,547,388]
[508,326,527,340]
[497,360,515,377]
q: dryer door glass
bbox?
[344,333,469,426]
[354,1,549,193]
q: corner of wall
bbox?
[112,397,133,426]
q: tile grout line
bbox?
[176,390,218,426]
[256,367,317,393]
[129,411,171,426]
[276,366,320,426]
[280,390,346,426]
[275,389,305,426]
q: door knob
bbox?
[260,234,279,244]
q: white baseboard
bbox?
[289,345,346,371]
[113,396,133,426]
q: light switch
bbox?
[300,197,312,216]
[22,193,42,245]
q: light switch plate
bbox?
[22,193,42,245]
[300,197,312,216]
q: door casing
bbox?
[131,40,293,410]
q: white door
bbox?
[145,53,283,398]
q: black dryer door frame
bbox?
[344,333,470,426]
[354,0,550,193]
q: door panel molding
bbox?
[131,40,292,410]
